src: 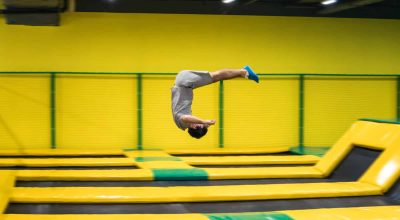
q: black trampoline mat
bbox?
[6,146,400,215]
[6,196,399,214]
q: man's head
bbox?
[188,124,208,139]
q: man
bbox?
[171,65,259,139]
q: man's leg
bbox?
[209,66,259,83]
[209,69,247,82]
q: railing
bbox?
[0,72,398,150]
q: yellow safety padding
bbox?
[14,167,322,181]
[124,151,172,158]
[0,171,16,213]
[314,120,400,176]
[0,158,136,167]
[2,206,399,220]
[359,139,400,192]
[136,161,193,169]
[182,155,319,165]
[206,167,323,179]
[10,182,380,203]
[285,205,400,220]
[166,147,289,155]
[314,121,365,176]
[351,121,400,150]
[0,149,123,156]
[16,169,153,181]
[2,214,209,220]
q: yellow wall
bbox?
[304,77,396,146]
[224,77,299,148]
[56,74,137,149]
[0,13,400,73]
[0,13,399,149]
[0,74,49,149]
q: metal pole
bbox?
[50,73,56,149]
[397,76,400,121]
[137,74,143,150]
[219,80,224,148]
[299,75,304,150]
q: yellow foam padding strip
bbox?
[284,205,400,220]
[165,147,289,155]
[314,120,398,176]
[124,151,172,158]
[0,158,136,167]
[359,138,400,193]
[0,149,123,156]
[136,161,193,169]
[182,155,320,165]
[10,182,381,203]
[0,171,16,214]
[206,167,323,179]
[351,121,400,150]
[2,214,210,220]
[16,169,154,181]
[314,121,365,175]
[14,166,322,181]
[2,206,399,220]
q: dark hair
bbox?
[188,127,208,139]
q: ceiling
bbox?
[1,0,399,26]
[74,0,400,19]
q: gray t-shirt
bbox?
[171,70,213,130]
[171,86,193,130]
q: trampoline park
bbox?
[1,0,400,220]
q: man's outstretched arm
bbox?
[180,115,216,126]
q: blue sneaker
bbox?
[244,65,259,83]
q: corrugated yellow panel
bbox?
[224,77,299,148]
[0,74,50,149]
[57,75,137,148]
[1,14,400,75]
[305,77,396,146]
[286,206,400,220]
[142,75,218,149]
[10,182,380,203]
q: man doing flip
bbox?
[171,66,259,139]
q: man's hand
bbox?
[205,120,216,125]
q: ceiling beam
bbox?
[298,0,320,3]
[318,0,385,14]
[4,0,62,8]
[244,0,260,6]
